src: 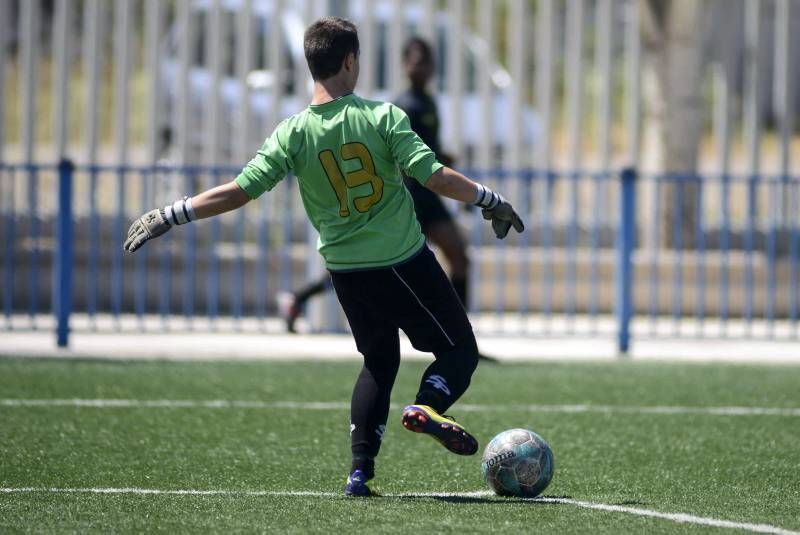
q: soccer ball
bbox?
[481,428,554,497]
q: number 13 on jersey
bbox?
[319,142,385,217]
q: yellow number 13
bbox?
[319,142,384,217]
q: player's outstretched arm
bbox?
[123,181,250,253]
[424,166,525,239]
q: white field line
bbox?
[0,487,797,535]
[1,398,799,416]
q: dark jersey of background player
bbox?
[394,88,443,159]
[393,37,470,306]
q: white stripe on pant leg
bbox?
[391,267,454,346]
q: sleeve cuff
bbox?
[409,158,444,185]
[234,170,264,200]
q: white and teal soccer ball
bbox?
[481,428,554,497]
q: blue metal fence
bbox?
[1,161,798,352]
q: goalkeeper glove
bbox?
[474,184,525,239]
[123,196,196,253]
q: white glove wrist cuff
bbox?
[473,184,502,210]
[163,196,196,226]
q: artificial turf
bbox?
[1,358,798,533]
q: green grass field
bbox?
[1,357,799,533]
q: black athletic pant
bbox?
[330,245,479,478]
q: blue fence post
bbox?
[616,168,637,355]
[55,159,74,347]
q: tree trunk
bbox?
[640,0,712,249]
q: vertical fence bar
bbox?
[233,206,245,327]
[83,0,103,166]
[177,0,193,165]
[269,0,286,132]
[53,0,72,159]
[207,0,222,164]
[256,198,269,324]
[235,1,254,328]
[114,0,132,166]
[281,179,294,295]
[790,181,798,337]
[508,0,527,331]
[592,0,613,329]
[145,0,164,165]
[0,0,8,162]
[507,0,525,172]
[648,175,660,332]
[616,168,636,354]
[144,2,163,328]
[83,0,103,329]
[112,166,125,323]
[695,175,705,335]
[207,170,221,326]
[112,0,132,326]
[742,0,761,336]
[158,207,172,329]
[477,0,493,172]
[2,167,14,327]
[766,177,777,336]
[183,171,197,328]
[360,0,375,98]
[719,172,730,334]
[389,0,405,98]
[447,0,464,158]
[87,166,99,326]
[672,176,683,334]
[420,0,435,44]
[20,0,38,165]
[713,57,732,336]
[566,170,579,330]
[518,168,531,330]
[624,0,641,330]
[565,0,584,331]
[541,171,554,332]
[472,0,490,318]
[55,160,75,347]
[135,169,149,325]
[536,0,554,330]
[236,0,254,163]
[773,0,792,224]
[744,175,756,333]
[624,0,641,167]
[27,165,39,325]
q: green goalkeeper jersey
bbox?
[235,93,443,271]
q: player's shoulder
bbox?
[278,109,311,132]
[272,110,311,144]
[351,95,407,123]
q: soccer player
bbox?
[280,37,479,342]
[124,17,524,497]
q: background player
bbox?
[124,17,523,497]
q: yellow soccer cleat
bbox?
[401,404,479,455]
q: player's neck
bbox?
[311,78,355,105]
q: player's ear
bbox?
[344,51,356,72]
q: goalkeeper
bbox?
[124,17,524,497]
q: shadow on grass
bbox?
[613,500,647,506]
[386,494,574,505]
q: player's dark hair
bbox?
[304,17,360,81]
[402,36,434,63]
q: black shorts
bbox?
[404,177,453,231]
[329,246,475,356]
